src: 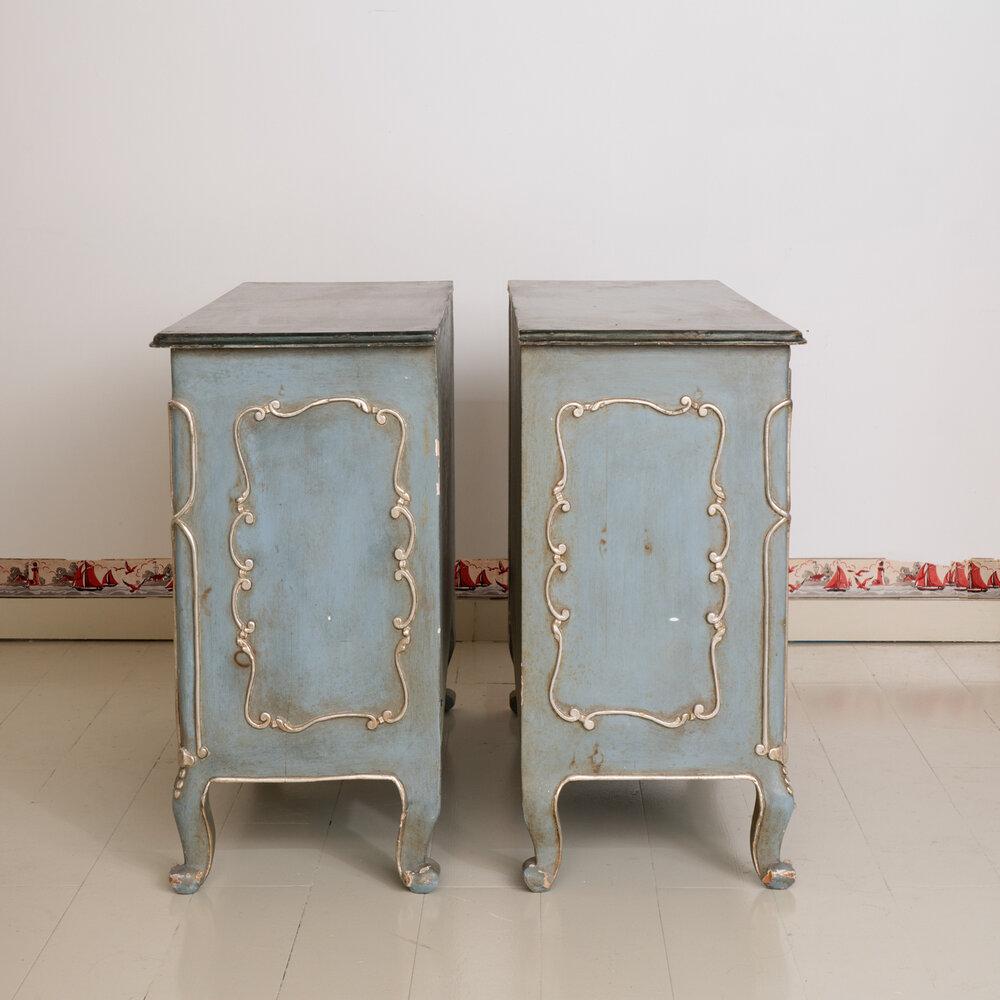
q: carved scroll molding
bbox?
[756,398,793,794]
[545,396,729,732]
[168,400,209,793]
[231,397,414,733]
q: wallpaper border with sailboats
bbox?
[2,557,1000,599]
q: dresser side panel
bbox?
[168,346,444,778]
[518,345,791,777]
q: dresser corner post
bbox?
[755,377,795,889]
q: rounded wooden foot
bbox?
[404,859,440,894]
[509,690,518,715]
[522,857,554,892]
[168,863,207,894]
[761,862,796,890]
[444,688,456,713]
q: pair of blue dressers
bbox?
[153,279,803,894]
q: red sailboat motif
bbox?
[943,568,954,585]
[454,560,477,590]
[101,569,118,587]
[989,570,1000,588]
[968,562,990,592]
[824,565,851,592]
[474,569,492,588]
[73,560,104,591]
[915,563,945,590]
[951,562,969,590]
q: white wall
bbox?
[2,1,997,563]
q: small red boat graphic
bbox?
[968,562,990,592]
[915,563,946,591]
[824,565,851,592]
[73,560,104,591]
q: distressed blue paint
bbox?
[508,281,803,891]
[156,282,454,893]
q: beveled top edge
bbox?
[508,280,804,344]
[152,281,453,347]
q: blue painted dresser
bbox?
[152,281,454,893]
[507,281,804,891]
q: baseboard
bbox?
[788,598,1000,642]
[1,595,996,643]
[457,599,508,642]
[0,598,176,640]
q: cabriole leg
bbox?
[750,765,796,889]
[169,766,215,894]
[521,778,563,892]
[396,776,440,894]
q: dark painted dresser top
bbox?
[152,281,453,348]
[509,280,803,345]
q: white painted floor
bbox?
[2,640,1000,999]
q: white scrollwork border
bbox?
[168,400,209,796]
[231,397,414,733]
[167,399,208,767]
[545,396,729,732]
[756,398,793,794]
